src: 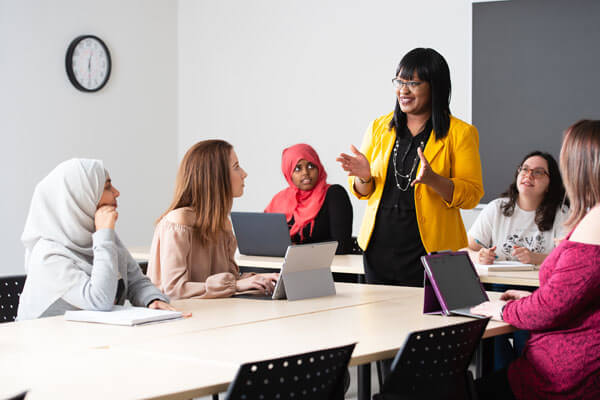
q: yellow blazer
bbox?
[349,112,484,252]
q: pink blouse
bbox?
[147,211,241,299]
[504,234,600,399]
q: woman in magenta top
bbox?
[472,119,600,400]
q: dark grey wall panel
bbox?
[473,0,600,201]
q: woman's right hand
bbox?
[477,246,497,264]
[148,300,192,318]
[236,273,279,294]
[500,290,532,301]
[336,145,372,182]
[95,205,118,230]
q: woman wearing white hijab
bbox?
[17,159,176,320]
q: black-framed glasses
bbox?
[392,78,424,90]
[518,166,549,179]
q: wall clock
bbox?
[65,35,111,92]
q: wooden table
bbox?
[129,246,365,275]
[237,253,365,275]
[114,291,510,367]
[130,246,540,287]
[0,283,411,355]
[237,254,540,287]
[0,284,511,400]
[1,348,238,400]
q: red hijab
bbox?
[265,144,330,239]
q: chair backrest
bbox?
[351,236,363,255]
[224,343,356,400]
[0,275,26,323]
[138,261,148,275]
[4,390,28,400]
[378,318,490,400]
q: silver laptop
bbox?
[235,241,338,301]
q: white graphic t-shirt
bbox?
[468,198,569,261]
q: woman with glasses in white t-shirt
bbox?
[465,150,568,372]
[466,151,569,266]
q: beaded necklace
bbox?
[392,139,425,191]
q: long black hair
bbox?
[388,48,451,140]
[500,151,568,231]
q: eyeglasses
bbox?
[392,78,424,90]
[518,166,549,179]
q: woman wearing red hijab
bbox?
[265,143,353,254]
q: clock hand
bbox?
[88,54,92,87]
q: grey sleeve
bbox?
[61,229,120,311]
[124,250,169,307]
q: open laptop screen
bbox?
[231,212,292,257]
[423,252,488,310]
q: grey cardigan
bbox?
[41,229,168,318]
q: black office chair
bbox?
[224,343,356,400]
[374,318,490,400]
[4,390,28,400]
[0,275,26,323]
[351,236,363,255]
[138,261,148,275]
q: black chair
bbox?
[374,318,490,400]
[0,275,26,323]
[138,261,148,275]
[4,391,28,400]
[351,236,363,255]
[224,343,356,400]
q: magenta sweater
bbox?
[504,235,600,399]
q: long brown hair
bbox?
[560,120,600,229]
[158,140,234,244]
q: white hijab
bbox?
[17,159,106,319]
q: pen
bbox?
[474,239,498,259]
[474,238,489,249]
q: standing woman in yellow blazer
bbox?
[337,48,484,287]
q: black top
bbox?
[289,184,353,254]
[364,120,431,287]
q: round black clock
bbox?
[65,35,111,92]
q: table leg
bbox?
[357,363,371,400]
[473,337,495,379]
[474,341,483,378]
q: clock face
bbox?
[65,35,111,92]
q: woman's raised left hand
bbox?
[411,147,436,186]
[411,147,454,203]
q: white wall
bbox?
[0,0,178,276]
[178,0,474,235]
[0,0,482,277]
